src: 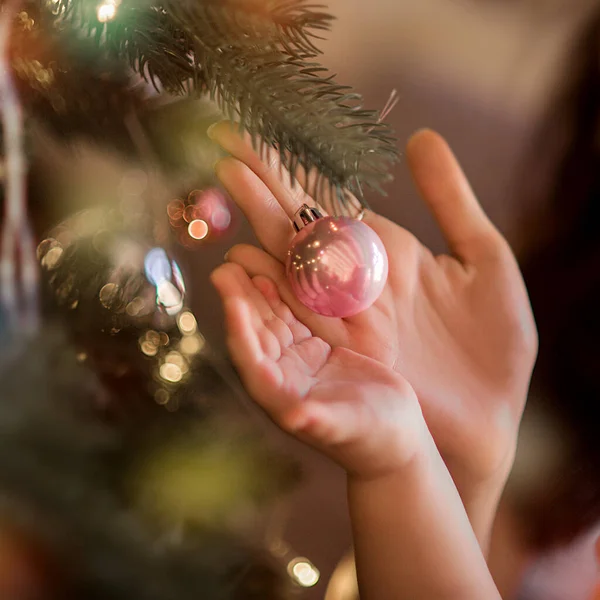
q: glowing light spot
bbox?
[213,208,231,231]
[140,340,158,357]
[183,205,198,223]
[41,246,63,270]
[160,362,183,384]
[97,1,118,22]
[188,219,209,240]
[76,352,88,363]
[165,397,179,412]
[288,558,320,588]
[37,238,61,259]
[167,199,185,222]
[99,283,120,310]
[165,351,188,374]
[126,297,145,317]
[180,334,204,356]
[178,311,197,335]
[155,389,170,405]
[145,330,161,346]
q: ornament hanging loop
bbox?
[292,204,323,233]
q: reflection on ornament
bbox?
[287,557,320,588]
[286,206,388,318]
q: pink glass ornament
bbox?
[286,207,388,318]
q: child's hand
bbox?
[211,263,426,480]
[209,125,538,543]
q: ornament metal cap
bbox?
[293,204,323,232]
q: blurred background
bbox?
[3,0,600,598]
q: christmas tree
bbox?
[0,1,397,597]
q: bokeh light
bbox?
[167,188,235,247]
[287,558,320,588]
[159,362,183,384]
[188,219,209,240]
[179,335,204,356]
[177,311,197,335]
[97,0,120,22]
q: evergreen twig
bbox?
[50,0,398,211]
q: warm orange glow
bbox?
[188,219,209,240]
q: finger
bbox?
[252,275,313,345]
[211,263,294,358]
[406,129,505,264]
[221,286,315,425]
[226,244,348,342]
[215,158,293,260]
[211,262,273,325]
[209,121,317,220]
[222,295,264,369]
[222,295,285,406]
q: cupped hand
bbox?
[211,262,425,480]
[209,123,538,498]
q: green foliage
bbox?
[0,323,293,599]
[40,0,398,210]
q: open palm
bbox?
[209,125,537,490]
[211,262,424,479]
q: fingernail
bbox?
[224,249,231,262]
[408,128,434,145]
[207,122,219,140]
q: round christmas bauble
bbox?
[286,213,388,318]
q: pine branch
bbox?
[50,0,398,210]
[11,2,146,145]
[167,0,398,204]
[199,0,334,58]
